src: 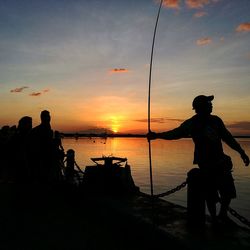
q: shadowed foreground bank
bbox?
[0,183,184,250]
[1,183,250,250]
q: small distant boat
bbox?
[74,133,79,140]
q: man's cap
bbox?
[192,95,214,109]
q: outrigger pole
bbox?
[148,0,164,197]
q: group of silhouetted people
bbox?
[0,110,64,185]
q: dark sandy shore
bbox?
[1,183,250,250]
[0,183,182,250]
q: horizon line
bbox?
[61,133,250,139]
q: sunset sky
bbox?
[1,0,250,135]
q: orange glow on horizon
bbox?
[1,93,249,136]
[105,115,122,133]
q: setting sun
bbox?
[110,116,121,134]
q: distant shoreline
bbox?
[62,133,145,138]
[62,133,250,139]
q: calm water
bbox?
[62,137,250,219]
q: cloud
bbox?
[193,11,207,18]
[158,0,219,10]
[29,92,42,96]
[227,121,250,129]
[236,23,250,33]
[10,86,50,96]
[10,86,29,93]
[185,0,209,9]
[196,37,212,46]
[109,68,129,73]
[134,117,184,124]
[29,89,49,96]
[162,0,180,9]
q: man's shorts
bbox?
[199,155,236,201]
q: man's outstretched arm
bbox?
[220,119,249,166]
[147,120,190,141]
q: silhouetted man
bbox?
[10,116,32,182]
[148,95,249,223]
[29,110,54,182]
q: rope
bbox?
[74,161,85,174]
[139,181,250,228]
[154,181,187,198]
[228,206,250,228]
[139,181,187,199]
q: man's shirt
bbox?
[158,114,243,165]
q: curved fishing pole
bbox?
[148,0,164,197]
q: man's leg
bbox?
[218,170,235,220]
[218,197,231,219]
[206,199,217,221]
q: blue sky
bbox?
[0,0,250,134]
